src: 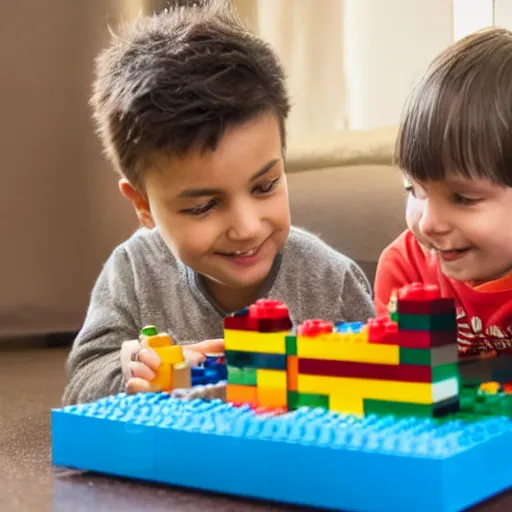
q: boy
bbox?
[374,27,512,359]
[62,0,375,405]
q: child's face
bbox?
[405,172,512,283]
[121,111,290,306]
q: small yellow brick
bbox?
[224,329,286,354]
[257,369,287,389]
[297,336,399,364]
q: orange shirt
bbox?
[375,230,512,357]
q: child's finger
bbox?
[182,348,206,366]
[126,377,152,394]
[127,360,156,381]
[189,338,224,354]
[137,348,161,371]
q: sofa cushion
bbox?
[287,164,406,287]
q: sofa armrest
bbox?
[285,125,398,173]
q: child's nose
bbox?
[227,205,261,240]
[418,200,451,237]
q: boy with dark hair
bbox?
[375,27,512,358]
[63,0,374,405]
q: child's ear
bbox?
[118,178,155,229]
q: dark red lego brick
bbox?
[396,283,455,315]
[367,316,399,345]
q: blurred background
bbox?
[0,0,510,340]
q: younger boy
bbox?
[62,0,375,405]
[374,27,512,358]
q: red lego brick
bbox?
[397,330,456,349]
[367,316,399,344]
[258,317,293,333]
[296,319,333,337]
[249,299,290,319]
[224,313,259,331]
[397,298,455,315]
[397,282,441,301]
[298,358,457,383]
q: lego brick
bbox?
[226,384,258,405]
[227,366,257,386]
[329,392,364,416]
[298,359,459,384]
[258,318,293,333]
[397,298,455,315]
[397,330,456,349]
[256,369,286,389]
[225,350,287,370]
[224,330,286,354]
[287,390,329,409]
[173,363,191,389]
[397,313,456,332]
[285,335,297,356]
[224,313,258,331]
[363,396,460,418]
[257,387,287,408]
[287,355,298,391]
[297,374,459,404]
[367,316,398,344]
[144,332,173,348]
[296,335,400,364]
[399,344,458,366]
[52,393,512,512]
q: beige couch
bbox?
[286,126,406,286]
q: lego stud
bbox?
[398,282,441,301]
[141,325,158,336]
[297,319,333,337]
[249,299,289,319]
[367,316,398,343]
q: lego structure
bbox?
[226,284,460,418]
[51,283,512,512]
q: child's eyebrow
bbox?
[177,158,280,198]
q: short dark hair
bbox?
[395,27,512,187]
[90,0,290,187]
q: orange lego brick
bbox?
[287,356,298,391]
[257,387,287,409]
[227,384,258,405]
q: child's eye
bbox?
[404,185,415,197]
[453,193,480,206]
[253,178,280,195]
[181,199,217,215]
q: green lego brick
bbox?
[390,311,398,323]
[399,344,458,366]
[397,312,456,332]
[363,396,459,418]
[432,363,459,383]
[287,391,329,410]
[285,335,297,356]
[459,386,512,418]
[227,366,257,386]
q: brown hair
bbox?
[90,0,290,187]
[395,27,512,187]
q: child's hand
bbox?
[120,339,161,394]
[183,338,224,366]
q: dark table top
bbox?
[1,341,511,512]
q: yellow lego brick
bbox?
[297,374,458,404]
[144,333,173,348]
[158,345,185,365]
[151,365,172,391]
[257,387,287,408]
[224,329,286,354]
[329,393,364,416]
[256,369,287,389]
[297,334,399,364]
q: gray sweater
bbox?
[62,226,375,405]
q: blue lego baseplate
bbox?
[52,393,512,512]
